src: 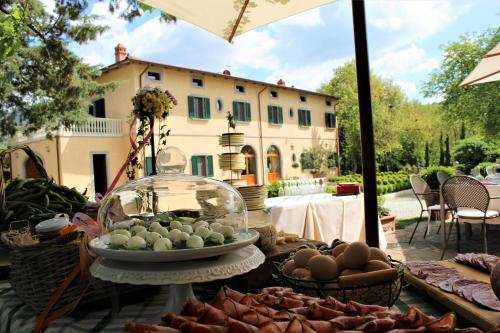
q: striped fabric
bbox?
[0,282,167,333]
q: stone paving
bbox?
[384,220,500,262]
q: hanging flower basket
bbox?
[132,88,177,120]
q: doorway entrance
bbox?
[92,153,108,197]
[267,145,281,182]
[25,155,43,178]
[241,145,257,185]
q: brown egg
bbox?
[364,260,391,272]
[335,253,346,273]
[331,243,349,257]
[291,268,312,279]
[293,248,321,268]
[368,247,390,264]
[309,255,339,281]
[283,260,297,275]
[340,269,363,276]
[343,242,370,269]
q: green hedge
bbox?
[419,165,455,190]
[328,171,411,195]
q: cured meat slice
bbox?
[452,279,479,297]
[461,283,490,302]
[308,303,344,320]
[357,318,396,333]
[346,301,388,316]
[398,307,436,328]
[425,272,460,287]
[438,277,463,293]
[425,312,456,333]
[330,315,376,329]
[472,288,500,311]
[386,328,426,333]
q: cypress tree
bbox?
[439,132,445,165]
[425,143,430,167]
[460,122,466,140]
[444,135,451,166]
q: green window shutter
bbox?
[188,96,195,118]
[306,110,311,126]
[245,103,251,121]
[233,101,239,121]
[207,155,214,177]
[268,105,273,123]
[278,106,283,124]
[191,156,198,175]
[298,109,303,126]
[332,114,336,128]
[146,156,153,176]
[203,97,211,119]
[325,113,331,128]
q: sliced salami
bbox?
[426,273,458,287]
[461,283,490,302]
[452,279,479,297]
[438,277,463,293]
[472,288,500,311]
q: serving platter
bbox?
[89,229,260,263]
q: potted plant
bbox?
[378,195,395,234]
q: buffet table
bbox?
[248,193,387,249]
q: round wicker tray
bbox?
[273,243,404,306]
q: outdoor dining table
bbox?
[439,182,500,254]
[248,193,388,249]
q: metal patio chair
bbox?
[437,171,450,186]
[440,176,500,259]
[409,175,448,244]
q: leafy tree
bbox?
[423,27,500,139]
[300,145,335,176]
[0,0,118,137]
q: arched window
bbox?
[241,145,257,185]
[266,145,281,182]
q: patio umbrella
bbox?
[138,0,380,247]
[460,42,500,86]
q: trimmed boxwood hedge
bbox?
[328,171,411,195]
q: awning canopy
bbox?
[139,0,336,42]
[460,42,500,86]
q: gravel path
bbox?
[383,189,421,219]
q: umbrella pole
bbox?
[351,0,379,247]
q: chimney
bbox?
[277,79,285,86]
[223,69,231,76]
[114,43,127,63]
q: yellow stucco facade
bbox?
[10,52,338,200]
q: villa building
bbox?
[10,44,339,199]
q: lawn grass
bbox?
[395,217,420,229]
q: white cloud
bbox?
[394,79,418,99]
[229,30,279,71]
[372,44,439,77]
[277,8,323,27]
[366,0,472,50]
[265,57,349,91]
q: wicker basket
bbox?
[0,146,140,316]
[273,242,404,306]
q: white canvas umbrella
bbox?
[139,0,336,42]
[460,42,500,86]
[139,0,380,247]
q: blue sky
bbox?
[44,0,499,102]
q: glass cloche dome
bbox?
[97,147,248,250]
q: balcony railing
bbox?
[60,118,123,136]
[10,118,124,145]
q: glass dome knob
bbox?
[156,146,187,174]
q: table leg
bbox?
[440,191,447,260]
[164,284,196,314]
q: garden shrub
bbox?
[475,161,496,177]
[329,171,410,195]
[453,138,492,174]
[420,165,455,190]
[266,181,281,198]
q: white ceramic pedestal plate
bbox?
[90,245,265,314]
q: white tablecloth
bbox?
[248,194,387,249]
